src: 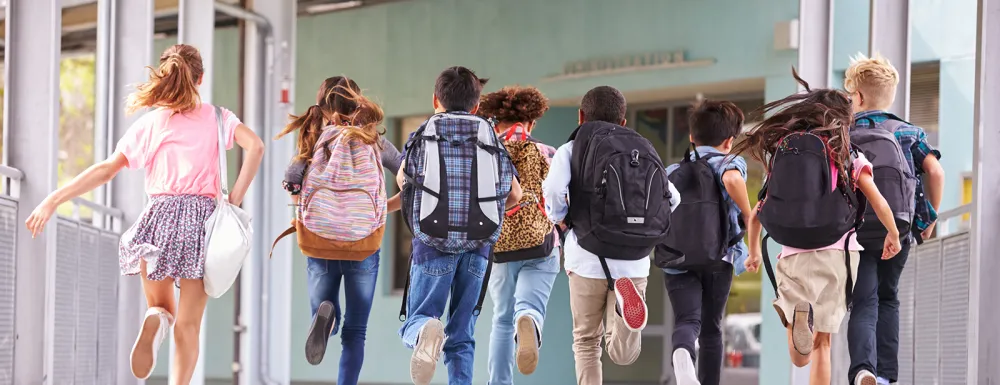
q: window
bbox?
[392,115,430,291]
[910,62,940,146]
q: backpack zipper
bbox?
[608,164,626,212]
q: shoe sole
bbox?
[791,302,813,356]
[859,375,878,385]
[515,316,539,375]
[305,301,335,366]
[411,319,445,385]
[130,313,161,379]
[615,278,647,331]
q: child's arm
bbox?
[25,152,129,237]
[744,202,763,273]
[920,154,945,239]
[505,177,523,210]
[857,172,902,259]
[396,160,407,190]
[722,169,752,225]
[387,192,402,213]
[229,124,265,206]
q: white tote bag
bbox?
[203,106,253,298]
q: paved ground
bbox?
[721,367,760,385]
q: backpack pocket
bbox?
[597,153,669,242]
[302,188,380,241]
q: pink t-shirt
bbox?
[115,103,242,197]
[778,153,873,258]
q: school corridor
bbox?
[0,0,997,384]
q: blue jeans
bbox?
[848,242,911,383]
[487,250,560,385]
[399,252,488,385]
[306,250,380,385]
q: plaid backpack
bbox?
[270,126,387,260]
[400,112,514,254]
[493,125,555,263]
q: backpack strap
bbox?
[473,249,494,316]
[761,234,779,298]
[598,256,614,291]
[268,225,297,259]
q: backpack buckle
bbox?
[630,149,640,166]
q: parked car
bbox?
[723,313,761,368]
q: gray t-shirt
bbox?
[284,134,402,188]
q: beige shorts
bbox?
[772,249,860,333]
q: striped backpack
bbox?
[271,126,387,260]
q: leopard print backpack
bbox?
[494,125,556,263]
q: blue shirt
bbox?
[853,110,941,233]
[663,146,749,276]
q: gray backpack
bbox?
[850,114,917,245]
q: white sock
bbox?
[672,348,700,385]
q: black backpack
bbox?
[758,132,865,309]
[656,146,742,270]
[566,121,673,289]
[850,114,916,247]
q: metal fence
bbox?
[0,165,23,384]
[50,199,123,384]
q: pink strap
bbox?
[503,123,528,141]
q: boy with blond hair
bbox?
[844,53,946,385]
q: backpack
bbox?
[566,121,673,289]
[757,132,865,310]
[400,112,514,254]
[493,125,556,263]
[269,126,387,260]
[655,146,742,270]
[851,114,917,247]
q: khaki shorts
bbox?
[772,249,860,333]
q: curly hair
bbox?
[477,86,550,123]
[731,68,856,188]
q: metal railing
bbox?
[50,199,124,384]
[0,165,20,385]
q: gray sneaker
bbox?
[410,318,445,385]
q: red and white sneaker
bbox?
[130,307,173,380]
[614,278,647,331]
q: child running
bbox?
[740,71,902,385]
[658,100,752,385]
[543,85,680,385]
[477,86,559,383]
[396,66,522,385]
[24,44,265,384]
[274,76,401,385]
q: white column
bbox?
[970,0,1000,383]
[868,0,911,119]
[104,0,155,383]
[239,0,295,383]
[176,1,214,384]
[4,0,61,383]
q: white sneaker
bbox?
[130,307,173,380]
[672,348,700,385]
[854,370,878,385]
[410,319,445,385]
[514,315,539,375]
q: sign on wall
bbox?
[544,50,715,82]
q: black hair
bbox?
[580,86,627,124]
[689,100,745,146]
[434,66,489,112]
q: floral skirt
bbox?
[119,194,217,283]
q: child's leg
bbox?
[697,266,734,385]
[786,327,811,368]
[399,256,456,385]
[809,332,832,385]
[568,273,610,385]
[441,252,489,384]
[487,260,520,385]
[665,270,703,385]
[337,251,380,385]
[304,257,342,366]
[606,277,647,366]
[511,249,559,375]
[172,278,210,385]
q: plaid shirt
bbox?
[405,112,518,262]
[853,110,942,234]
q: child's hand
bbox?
[745,251,762,273]
[882,234,902,260]
[25,199,57,238]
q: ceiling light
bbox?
[306,1,363,14]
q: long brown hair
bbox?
[275,76,383,161]
[126,44,204,114]
[731,68,856,187]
